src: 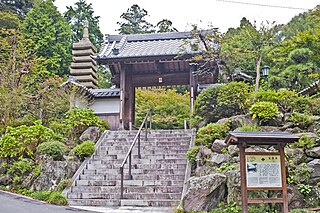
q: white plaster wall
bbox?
[90,98,120,114]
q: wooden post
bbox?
[119,69,125,130]
[279,144,289,213]
[239,142,248,213]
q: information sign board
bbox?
[245,154,282,188]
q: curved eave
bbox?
[95,53,198,64]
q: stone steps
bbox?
[68,192,181,200]
[66,129,193,208]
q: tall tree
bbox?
[64,0,103,50]
[0,0,35,17]
[156,19,178,33]
[221,18,276,92]
[22,0,72,76]
[117,4,154,34]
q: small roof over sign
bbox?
[225,132,299,146]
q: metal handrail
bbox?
[120,109,152,199]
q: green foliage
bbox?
[289,135,316,149]
[22,0,72,76]
[186,146,199,166]
[194,82,250,125]
[286,112,318,129]
[46,191,68,205]
[135,89,189,129]
[216,162,235,173]
[195,122,230,148]
[71,140,95,161]
[64,108,109,140]
[32,191,67,205]
[117,4,154,34]
[249,101,279,124]
[0,0,35,17]
[239,123,260,132]
[254,89,297,113]
[156,19,178,32]
[64,0,103,50]
[7,158,32,177]
[0,11,21,29]
[217,82,250,115]
[0,120,61,159]
[37,141,65,161]
[297,184,312,196]
[287,162,311,184]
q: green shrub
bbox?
[249,101,279,124]
[37,141,65,160]
[289,135,316,149]
[193,82,250,125]
[47,192,68,205]
[239,123,260,132]
[71,140,95,161]
[195,122,230,148]
[135,89,190,129]
[286,112,318,129]
[8,158,33,177]
[32,191,52,201]
[0,120,61,159]
[186,146,199,166]
[32,191,67,205]
[255,89,296,114]
[64,108,109,140]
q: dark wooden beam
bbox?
[131,72,190,87]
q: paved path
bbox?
[0,190,97,213]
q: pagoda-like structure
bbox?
[70,20,98,89]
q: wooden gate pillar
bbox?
[119,65,135,130]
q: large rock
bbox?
[226,170,241,204]
[211,139,227,153]
[30,157,80,191]
[194,164,216,177]
[285,148,306,164]
[217,114,257,131]
[288,186,304,209]
[209,153,230,165]
[307,159,320,178]
[196,146,213,167]
[228,145,239,157]
[183,173,227,211]
[79,126,101,142]
[306,146,320,158]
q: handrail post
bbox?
[145,120,148,141]
[138,133,141,159]
[128,152,132,180]
[149,110,152,130]
[120,167,124,199]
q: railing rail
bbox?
[120,109,152,199]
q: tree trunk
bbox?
[254,52,263,93]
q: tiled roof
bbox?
[61,77,120,99]
[91,88,120,98]
[97,30,215,60]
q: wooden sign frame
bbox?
[239,145,288,213]
[225,132,299,213]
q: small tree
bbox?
[117,4,154,34]
[64,0,103,50]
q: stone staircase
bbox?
[66,129,194,208]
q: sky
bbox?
[54,0,319,35]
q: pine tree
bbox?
[64,0,103,50]
[22,0,72,76]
